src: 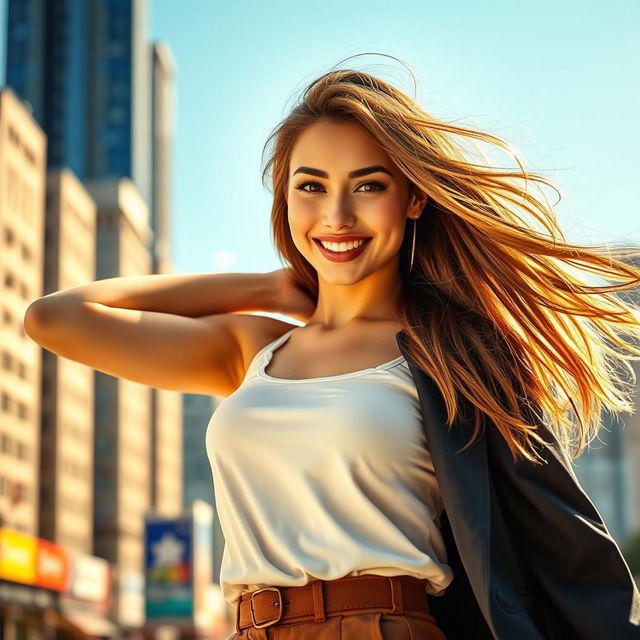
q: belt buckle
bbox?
[250,586,283,629]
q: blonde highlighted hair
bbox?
[260,54,640,465]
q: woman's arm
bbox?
[22,271,282,396]
[26,271,278,318]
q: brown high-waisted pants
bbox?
[229,576,448,639]
[229,611,446,639]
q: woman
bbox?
[24,54,640,639]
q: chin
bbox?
[317,269,370,284]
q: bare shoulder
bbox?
[226,313,298,388]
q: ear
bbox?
[408,186,428,217]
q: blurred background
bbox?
[0,0,638,638]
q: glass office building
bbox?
[6,0,151,206]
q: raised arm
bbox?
[23,271,283,396]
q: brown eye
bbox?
[294,181,323,193]
[357,180,386,193]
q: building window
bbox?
[16,441,27,460]
[17,403,28,420]
[4,227,14,246]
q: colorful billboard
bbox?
[144,501,214,629]
[0,528,71,591]
[0,527,111,610]
[144,516,193,621]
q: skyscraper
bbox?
[6,0,152,206]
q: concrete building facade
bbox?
[0,86,47,537]
[38,167,97,555]
[84,177,153,631]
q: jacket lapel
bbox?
[396,330,495,635]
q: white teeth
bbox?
[319,238,367,252]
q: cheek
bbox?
[287,207,316,248]
[368,202,406,235]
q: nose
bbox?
[322,194,356,230]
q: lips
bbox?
[313,237,372,262]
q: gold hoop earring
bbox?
[409,216,417,273]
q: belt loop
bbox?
[388,577,404,614]
[235,596,242,633]
[311,580,326,622]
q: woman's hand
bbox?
[268,268,316,324]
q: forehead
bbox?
[290,120,390,168]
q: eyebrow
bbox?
[291,165,394,179]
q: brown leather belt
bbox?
[235,574,432,632]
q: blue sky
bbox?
[1,0,639,276]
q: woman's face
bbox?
[285,119,425,285]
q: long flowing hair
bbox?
[260,54,640,465]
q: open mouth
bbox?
[313,237,372,261]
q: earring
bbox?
[409,216,417,274]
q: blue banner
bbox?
[144,517,193,621]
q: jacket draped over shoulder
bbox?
[396,330,640,639]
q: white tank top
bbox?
[205,328,454,605]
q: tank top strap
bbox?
[241,328,296,383]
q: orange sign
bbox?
[36,538,69,591]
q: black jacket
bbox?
[396,330,640,639]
